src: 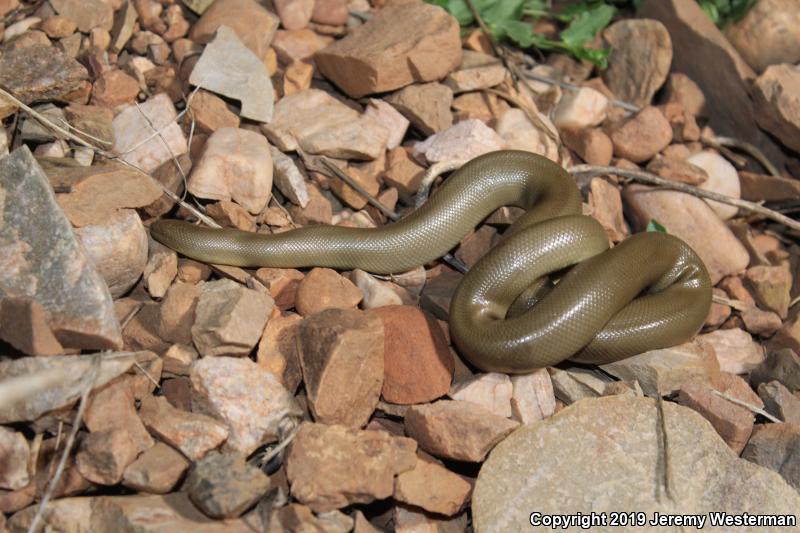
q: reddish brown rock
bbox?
[190,0,279,59]
[610,106,673,162]
[420,271,463,321]
[156,281,200,345]
[257,313,304,392]
[186,451,271,519]
[41,15,77,38]
[757,381,800,425]
[404,400,519,462]
[191,279,274,357]
[287,182,333,225]
[677,372,763,453]
[188,90,240,133]
[741,423,800,491]
[385,82,453,136]
[206,201,257,231]
[312,0,348,26]
[561,127,613,166]
[139,395,229,461]
[91,70,140,109]
[286,422,417,512]
[382,147,426,202]
[254,267,305,310]
[274,0,314,31]
[394,459,472,516]
[646,155,708,185]
[449,373,513,418]
[741,306,782,336]
[0,427,29,490]
[372,306,454,405]
[75,426,147,485]
[751,348,800,392]
[298,309,384,427]
[455,226,497,269]
[705,288,732,328]
[162,344,198,377]
[272,28,333,63]
[315,2,461,98]
[0,297,64,356]
[587,177,628,243]
[744,265,792,319]
[295,267,363,317]
[698,328,765,374]
[122,442,190,494]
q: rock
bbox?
[677,372,763,453]
[48,160,163,228]
[295,268,362,317]
[639,0,789,171]
[351,270,412,309]
[84,377,153,445]
[364,99,410,152]
[315,2,461,98]
[706,288,732,328]
[139,394,228,461]
[587,177,628,242]
[659,101,701,142]
[0,0,19,18]
[698,328,765,374]
[287,182,332,225]
[0,427,29,490]
[75,426,148,485]
[122,442,190,494]
[393,505,468,533]
[740,171,800,202]
[264,89,388,160]
[91,69,140,109]
[744,266,792,319]
[551,87,608,129]
[257,313,303,392]
[187,90,240,134]
[274,0,314,31]
[758,381,800,425]
[725,0,800,73]
[404,400,519,462]
[254,268,304,311]
[53,493,263,532]
[495,108,560,162]
[188,127,273,214]
[191,356,301,454]
[751,348,800,392]
[50,0,112,32]
[186,451,271,518]
[414,119,505,164]
[190,0,279,60]
[444,50,506,93]
[686,150,741,219]
[601,341,720,397]
[610,106,673,162]
[474,396,800,532]
[452,91,509,123]
[298,309,383,427]
[645,155,708,185]
[510,369,556,423]
[143,239,177,299]
[602,19,672,107]
[286,422,417,512]
[0,43,88,118]
[385,83,453,136]
[663,72,706,117]
[394,459,472,517]
[272,28,332,63]
[188,26,273,123]
[561,127,613,166]
[113,93,188,173]
[330,159,381,210]
[270,147,309,208]
[549,367,608,404]
[271,504,354,532]
[382,147,426,202]
[372,306,453,405]
[190,279,273,357]
[623,185,749,284]
[449,373,512,418]
[162,344,198,377]
[206,200,256,231]
[752,64,800,153]
[742,423,800,491]
[420,271,462,320]
[742,306,783,336]
[0,297,63,356]
[0,147,122,350]
[76,210,148,298]
[41,14,76,38]
[311,0,348,26]
[157,282,201,346]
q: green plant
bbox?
[696,0,756,27]
[427,0,619,68]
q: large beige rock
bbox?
[315,2,461,98]
[752,64,800,153]
[189,0,279,59]
[188,127,273,214]
[623,185,749,284]
[725,0,800,73]
[687,150,741,220]
[602,19,672,107]
[476,396,800,533]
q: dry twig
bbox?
[711,389,782,424]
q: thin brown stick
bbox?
[569,164,800,233]
[709,135,781,177]
[320,157,398,221]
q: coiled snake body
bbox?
[151,150,711,373]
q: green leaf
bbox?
[560,3,616,47]
[646,219,668,233]
[493,19,539,47]
[480,0,528,26]
[569,45,611,69]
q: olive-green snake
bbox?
[151,150,711,373]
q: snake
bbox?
[150,150,712,373]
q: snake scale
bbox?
[151,150,712,373]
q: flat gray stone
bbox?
[0,147,122,350]
[474,396,800,533]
